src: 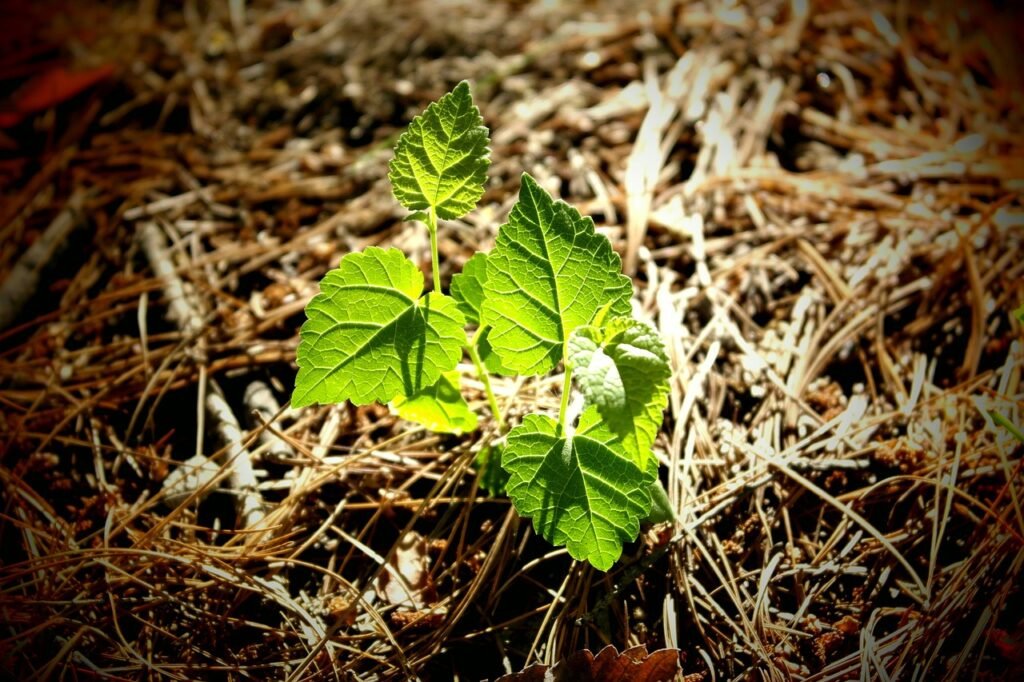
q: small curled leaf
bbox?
[392,371,478,434]
[450,251,488,324]
[568,317,671,467]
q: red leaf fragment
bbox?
[496,644,681,682]
[0,63,115,127]
[991,626,1024,664]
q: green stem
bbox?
[558,363,573,432]
[427,207,441,293]
[470,326,505,432]
[990,410,1024,444]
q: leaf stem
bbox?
[427,206,441,293]
[558,363,573,431]
[470,326,505,432]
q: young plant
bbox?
[292,82,672,570]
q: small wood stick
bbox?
[207,382,266,529]
[0,190,88,330]
[139,221,266,529]
[244,380,295,463]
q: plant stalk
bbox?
[427,206,441,293]
[990,410,1024,444]
[558,363,573,431]
[470,326,505,431]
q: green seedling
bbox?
[293,82,672,570]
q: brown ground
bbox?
[1,0,1023,680]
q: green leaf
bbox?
[1015,303,1024,324]
[450,252,513,374]
[568,317,670,465]
[576,408,660,479]
[477,326,513,375]
[450,251,488,324]
[475,443,510,495]
[392,371,478,434]
[452,251,513,374]
[293,247,466,407]
[644,479,676,524]
[482,173,633,375]
[502,412,656,570]
[403,210,431,224]
[388,80,490,221]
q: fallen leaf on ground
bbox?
[0,63,115,127]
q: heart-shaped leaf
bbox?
[482,173,632,376]
[502,412,655,570]
[388,80,490,221]
[293,247,465,407]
